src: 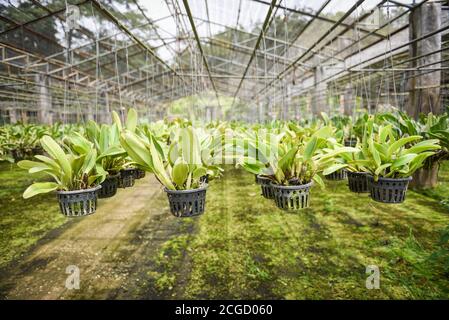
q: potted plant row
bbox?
[357,117,440,203]
[237,126,358,210]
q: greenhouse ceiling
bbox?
[0,0,447,117]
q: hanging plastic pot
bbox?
[256,175,274,199]
[118,168,136,188]
[367,175,412,203]
[165,185,208,218]
[347,171,369,193]
[254,174,259,184]
[324,169,347,181]
[344,138,357,147]
[271,181,313,210]
[134,169,146,180]
[11,149,25,161]
[57,185,101,217]
[98,173,120,199]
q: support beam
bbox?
[311,66,327,116]
[234,0,278,99]
[181,0,221,108]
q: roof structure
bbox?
[0,0,448,122]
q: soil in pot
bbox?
[256,175,274,199]
[118,168,136,188]
[99,173,120,199]
[165,185,208,217]
[271,182,313,210]
[57,185,101,217]
[324,169,347,181]
[367,175,412,203]
[347,171,369,193]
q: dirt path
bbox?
[0,175,194,299]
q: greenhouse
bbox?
[0,0,449,302]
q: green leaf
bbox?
[40,135,72,184]
[312,174,325,189]
[172,159,189,187]
[387,136,422,157]
[112,111,122,131]
[23,182,59,199]
[323,163,347,176]
[374,163,391,176]
[126,108,138,132]
[81,149,97,175]
[391,153,417,171]
[17,160,42,170]
[303,136,318,161]
[192,166,207,179]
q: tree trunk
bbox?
[410,162,440,189]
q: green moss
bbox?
[170,166,449,299]
[0,163,66,267]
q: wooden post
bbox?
[406,1,442,118]
[36,75,52,124]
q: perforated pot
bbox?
[324,169,347,181]
[347,171,369,193]
[367,175,412,203]
[271,181,313,210]
[344,138,357,147]
[11,149,25,161]
[98,173,120,199]
[256,175,274,199]
[118,168,136,188]
[134,169,146,179]
[57,185,101,217]
[164,185,208,218]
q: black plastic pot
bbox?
[118,168,136,188]
[256,175,274,199]
[98,173,120,199]
[11,149,25,161]
[134,169,146,179]
[164,185,208,218]
[271,181,313,210]
[57,185,101,217]
[347,171,369,193]
[324,169,347,181]
[344,138,357,147]
[367,175,412,203]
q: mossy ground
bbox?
[1,162,449,299]
[155,166,449,299]
[0,163,66,267]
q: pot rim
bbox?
[367,175,413,182]
[164,184,208,194]
[347,171,368,175]
[56,184,101,195]
[270,181,313,189]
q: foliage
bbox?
[358,116,440,179]
[17,136,106,198]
